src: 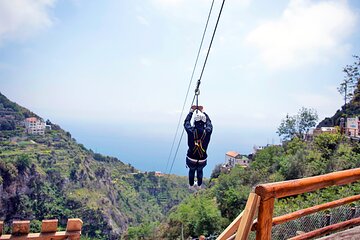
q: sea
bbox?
[60,121,278,178]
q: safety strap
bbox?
[193,129,206,158]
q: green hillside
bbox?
[158,134,360,239]
[0,92,192,239]
[157,56,360,238]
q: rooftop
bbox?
[25,117,38,122]
[226,151,240,158]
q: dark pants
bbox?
[186,158,207,186]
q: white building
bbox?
[24,117,45,135]
[225,151,250,168]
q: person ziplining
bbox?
[165,0,225,186]
[184,105,213,187]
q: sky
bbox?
[1,0,360,177]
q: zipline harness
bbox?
[193,129,207,159]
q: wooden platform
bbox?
[217,167,360,240]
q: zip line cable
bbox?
[164,0,215,174]
[168,0,226,175]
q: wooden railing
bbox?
[217,168,360,240]
[0,218,82,240]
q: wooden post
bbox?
[216,212,244,240]
[235,193,260,240]
[351,207,356,219]
[326,214,331,226]
[256,197,274,240]
[0,221,3,236]
[12,220,30,235]
[41,219,58,233]
[66,218,83,232]
[66,218,83,240]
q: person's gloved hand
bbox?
[190,105,197,112]
[191,105,204,112]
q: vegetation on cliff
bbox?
[0,92,193,239]
[159,132,360,238]
[318,55,360,127]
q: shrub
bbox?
[16,154,31,173]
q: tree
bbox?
[313,132,342,158]
[167,195,225,238]
[213,166,251,219]
[277,114,296,141]
[0,119,15,130]
[338,55,360,114]
[15,154,31,173]
[277,107,318,141]
[210,164,223,179]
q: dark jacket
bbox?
[184,112,213,160]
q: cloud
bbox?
[0,0,56,46]
[246,0,357,70]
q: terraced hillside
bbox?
[0,92,192,239]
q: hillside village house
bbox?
[346,117,360,137]
[155,171,164,177]
[305,117,360,140]
[24,117,45,135]
[225,151,250,168]
[305,127,338,141]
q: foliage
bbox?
[161,130,360,237]
[313,132,342,158]
[127,221,159,239]
[15,154,31,173]
[250,145,284,176]
[332,143,360,170]
[167,194,225,238]
[285,137,306,155]
[279,150,307,180]
[277,114,296,141]
[0,119,15,131]
[210,163,222,179]
[277,107,318,141]
[0,92,36,120]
